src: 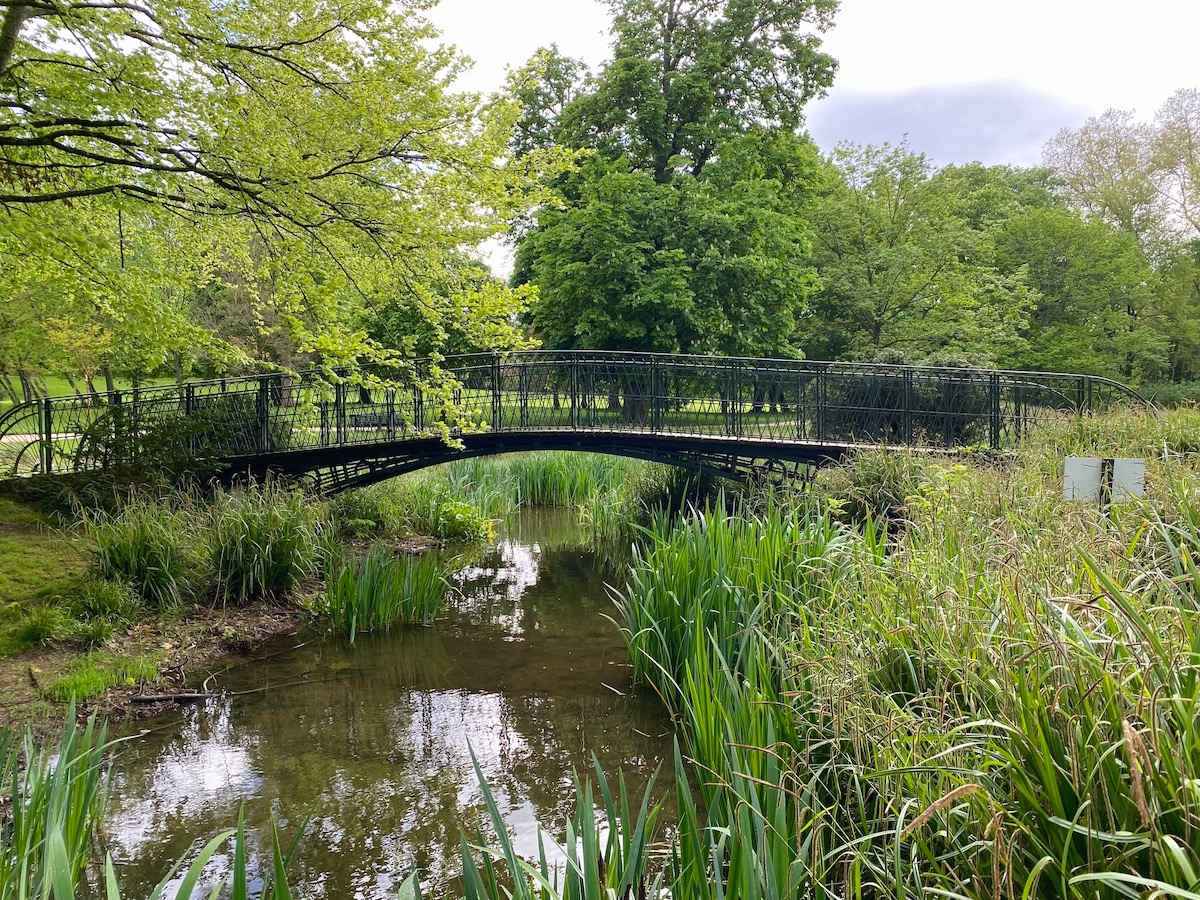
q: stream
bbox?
[104,509,675,897]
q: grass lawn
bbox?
[0,375,174,413]
[0,499,88,603]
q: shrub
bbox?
[83,499,195,608]
[325,549,447,641]
[206,485,324,605]
[331,477,496,542]
[428,498,493,542]
[330,488,392,536]
[811,449,934,525]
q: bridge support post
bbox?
[334,382,346,444]
[257,378,270,453]
[39,398,52,474]
[902,370,913,445]
[184,384,196,456]
[814,369,825,442]
[650,357,659,433]
[570,358,578,430]
[989,373,1001,450]
[491,353,501,431]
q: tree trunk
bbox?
[0,4,33,76]
[102,366,115,394]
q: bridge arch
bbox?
[225,430,848,495]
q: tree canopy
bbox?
[0,0,567,395]
[3,0,1199,399]
[512,0,835,361]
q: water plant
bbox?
[0,713,109,900]
[325,548,448,641]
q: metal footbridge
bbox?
[0,351,1146,494]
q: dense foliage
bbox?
[0,0,566,397]
[509,1,1200,385]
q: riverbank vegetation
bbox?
[325,550,448,641]
[0,451,679,723]
[5,408,1200,896]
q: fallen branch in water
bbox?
[129,692,216,704]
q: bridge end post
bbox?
[989,373,1001,450]
[184,384,196,457]
[491,352,501,431]
[570,358,578,430]
[902,370,913,445]
[39,398,52,474]
[257,378,273,453]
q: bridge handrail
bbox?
[0,351,1151,411]
[0,351,1151,480]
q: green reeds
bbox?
[459,744,663,900]
[325,548,448,641]
[0,713,109,900]
[207,485,325,605]
[83,498,195,607]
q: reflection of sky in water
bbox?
[455,539,543,637]
[103,510,673,898]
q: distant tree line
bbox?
[507,0,1200,392]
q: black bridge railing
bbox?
[0,350,1148,479]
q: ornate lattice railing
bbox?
[0,351,1149,479]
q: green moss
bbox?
[43,652,160,702]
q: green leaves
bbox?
[1,0,571,381]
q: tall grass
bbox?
[332,473,497,542]
[207,485,325,604]
[330,453,686,550]
[83,498,195,607]
[325,548,448,641]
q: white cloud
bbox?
[428,0,1199,166]
[806,82,1091,166]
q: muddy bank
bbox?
[0,601,309,733]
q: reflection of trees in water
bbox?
[106,517,674,898]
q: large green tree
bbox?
[512,0,837,359]
[803,144,1036,364]
[0,0,564,391]
[563,0,837,183]
[993,208,1167,380]
[521,132,821,357]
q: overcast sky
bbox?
[430,0,1200,167]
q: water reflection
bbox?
[105,510,673,897]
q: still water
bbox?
[105,510,674,897]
